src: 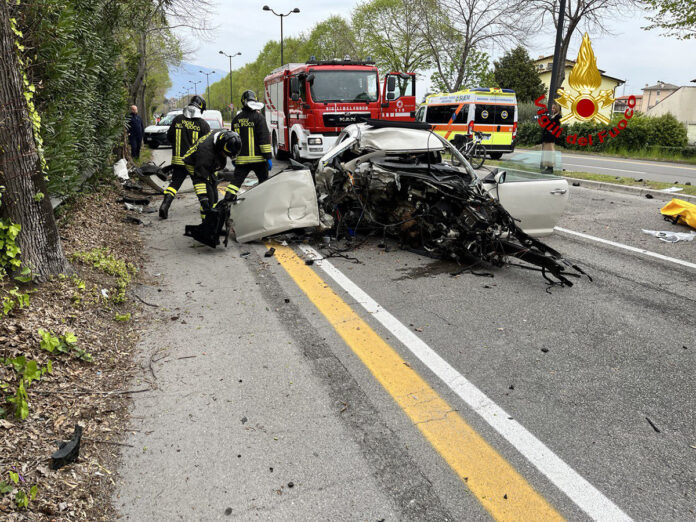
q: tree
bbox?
[533,0,639,97]
[418,0,533,92]
[305,16,359,61]
[0,2,69,278]
[493,46,546,102]
[643,0,696,40]
[430,48,494,92]
[352,0,430,73]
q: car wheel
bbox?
[489,152,503,160]
[148,142,159,149]
[273,131,288,160]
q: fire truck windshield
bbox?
[309,70,379,103]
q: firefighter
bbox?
[159,95,211,219]
[228,90,272,198]
[182,130,242,218]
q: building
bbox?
[613,95,643,114]
[645,85,696,144]
[534,55,624,125]
[640,82,679,112]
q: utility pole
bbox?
[200,70,215,107]
[547,0,567,114]
[262,5,301,66]
[189,79,201,96]
[219,50,241,119]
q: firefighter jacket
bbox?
[232,107,272,165]
[167,114,210,166]
[182,132,227,182]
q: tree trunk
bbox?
[0,1,70,278]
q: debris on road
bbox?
[645,416,661,433]
[642,229,696,242]
[51,424,83,470]
[660,187,683,194]
[645,194,654,199]
[265,247,276,258]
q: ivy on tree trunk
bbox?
[0,0,69,278]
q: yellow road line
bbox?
[273,245,563,521]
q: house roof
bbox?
[534,55,624,84]
[615,95,642,101]
[642,82,679,91]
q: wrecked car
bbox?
[229,119,585,285]
[313,120,584,285]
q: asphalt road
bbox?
[513,149,696,185]
[117,149,695,520]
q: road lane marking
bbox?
[273,245,563,521]
[289,244,632,521]
[556,227,696,270]
[563,163,644,174]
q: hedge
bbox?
[516,113,689,154]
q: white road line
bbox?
[561,154,696,172]
[299,244,632,522]
[555,227,696,270]
[563,163,644,174]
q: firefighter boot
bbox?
[159,193,174,219]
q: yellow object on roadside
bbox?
[660,198,696,230]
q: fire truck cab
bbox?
[264,59,415,161]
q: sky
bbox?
[169,0,696,99]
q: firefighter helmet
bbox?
[216,131,242,158]
[241,90,257,107]
[189,95,207,112]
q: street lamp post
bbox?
[219,50,241,119]
[262,5,300,66]
[199,70,216,107]
[189,79,202,96]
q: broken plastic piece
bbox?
[265,248,276,258]
[51,424,83,470]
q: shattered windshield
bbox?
[310,71,379,103]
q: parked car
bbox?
[203,110,224,130]
[143,111,181,149]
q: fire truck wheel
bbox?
[291,136,302,162]
[273,132,288,160]
[489,152,503,160]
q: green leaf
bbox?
[15,489,28,508]
[30,485,38,500]
[62,331,78,346]
[0,481,12,494]
[9,471,18,485]
[10,356,26,373]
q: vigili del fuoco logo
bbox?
[535,33,635,147]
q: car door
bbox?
[483,169,569,237]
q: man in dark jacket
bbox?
[227,90,272,199]
[127,105,145,160]
[159,96,211,219]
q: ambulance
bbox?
[415,87,517,159]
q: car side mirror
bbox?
[387,92,395,100]
[482,168,506,184]
[387,76,396,91]
[494,170,506,184]
[306,73,315,84]
[291,93,300,101]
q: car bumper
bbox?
[144,133,169,146]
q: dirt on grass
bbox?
[0,183,154,520]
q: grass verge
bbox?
[563,171,696,196]
[516,145,696,166]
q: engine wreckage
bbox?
[223,120,587,286]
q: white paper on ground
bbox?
[659,187,683,193]
[642,229,696,242]
[230,169,320,243]
[114,159,129,181]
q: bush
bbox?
[515,111,689,155]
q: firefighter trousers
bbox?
[192,172,219,219]
[224,162,269,200]
[162,165,189,198]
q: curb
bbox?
[564,177,696,202]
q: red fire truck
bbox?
[264,59,416,161]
